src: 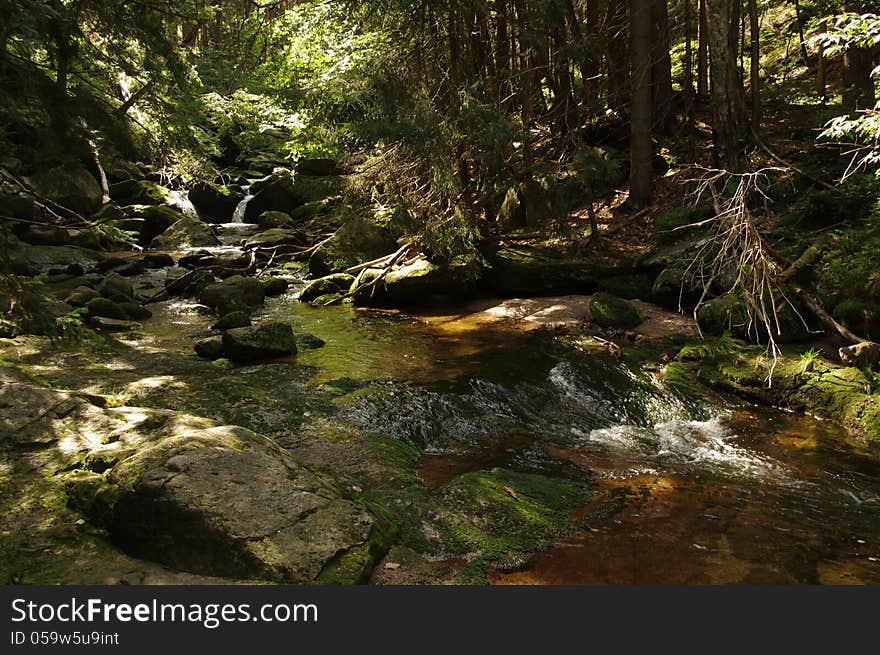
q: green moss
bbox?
[85,297,128,320]
[590,292,642,329]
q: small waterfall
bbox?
[231,184,254,224]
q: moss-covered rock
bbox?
[299,274,356,303]
[245,228,307,249]
[211,311,252,331]
[697,293,811,344]
[195,337,226,359]
[255,211,294,229]
[308,217,397,277]
[352,259,469,307]
[653,205,714,241]
[109,179,171,206]
[590,292,642,329]
[651,266,702,308]
[97,273,134,302]
[482,245,605,297]
[85,297,129,321]
[123,205,185,246]
[29,166,103,215]
[199,276,266,312]
[188,182,243,223]
[222,322,297,363]
[261,278,289,297]
[243,173,341,220]
[150,217,220,249]
[65,286,100,307]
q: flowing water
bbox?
[97,266,880,584]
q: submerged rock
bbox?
[222,322,297,363]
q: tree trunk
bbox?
[606,0,630,111]
[817,19,827,100]
[706,0,745,171]
[697,0,709,97]
[630,0,653,208]
[651,0,675,133]
[748,0,760,131]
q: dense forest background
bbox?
[1,0,879,347]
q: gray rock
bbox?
[199,276,266,311]
[211,311,252,331]
[29,166,103,215]
[98,273,134,302]
[195,337,225,359]
[839,341,880,369]
[299,274,355,303]
[150,217,220,249]
[222,322,297,363]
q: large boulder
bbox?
[13,385,378,583]
[98,272,134,302]
[482,246,606,297]
[125,205,187,246]
[243,173,340,221]
[29,166,103,215]
[150,217,220,249]
[352,259,469,307]
[109,179,171,206]
[199,275,266,311]
[308,217,397,277]
[188,182,244,223]
[222,322,297,363]
[696,293,812,344]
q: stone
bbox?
[125,205,185,246]
[589,293,642,329]
[352,259,468,307]
[18,225,72,246]
[483,246,603,297]
[109,179,171,206]
[255,211,295,230]
[199,276,266,311]
[65,286,101,307]
[299,274,356,303]
[89,317,138,332]
[188,183,244,223]
[262,278,289,297]
[839,342,880,369]
[245,228,306,249]
[297,334,326,350]
[98,273,134,302]
[195,337,226,359]
[12,245,104,276]
[308,218,397,277]
[222,322,297,363]
[85,297,129,321]
[142,253,175,269]
[29,166,103,215]
[150,217,220,249]
[211,311,252,331]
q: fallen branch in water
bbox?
[324,243,415,306]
